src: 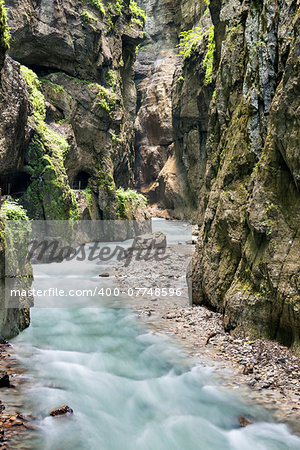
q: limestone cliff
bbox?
[0,0,148,337]
[134,0,177,194]
[134,0,212,218]
[134,0,300,350]
[188,0,300,351]
[0,2,31,338]
[2,0,148,221]
[1,0,299,349]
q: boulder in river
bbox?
[0,374,10,388]
[132,232,167,249]
[49,406,73,417]
[239,415,253,427]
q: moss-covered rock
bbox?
[191,0,300,352]
[0,0,9,68]
[3,0,148,221]
[19,66,79,220]
[0,199,31,339]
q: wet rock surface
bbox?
[0,374,10,388]
[0,342,33,448]
[49,405,73,417]
[188,1,300,350]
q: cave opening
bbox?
[0,171,31,198]
[72,171,91,190]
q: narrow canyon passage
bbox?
[0,0,299,447]
[10,221,300,449]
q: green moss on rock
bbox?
[0,199,29,221]
[116,188,147,219]
[0,0,10,52]
[20,66,78,220]
[203,25,215,85]
[129,1,146,28]
[96,85,117,113]
[84,0,105,17]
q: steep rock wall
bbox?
[2,0,148,221]
[134,0,177,193]
[190,0,300,351]
[0,2,30,338]
[135,0,300,350]
[134,0,211,218]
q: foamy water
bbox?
[12,220,300,449]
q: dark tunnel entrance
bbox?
[72,171,91,190]
[0,171,31,198]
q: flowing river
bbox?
[12,220,300,449]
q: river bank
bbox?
[113,231,300,434]
[0,341,33,448]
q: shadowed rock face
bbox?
[6,0,130,81]
[134,0,178,192]
[134,0,210,218]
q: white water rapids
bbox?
[11,220,300,449]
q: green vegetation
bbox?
[0,200,31,263]
[116,188,147,219]
[81,8,98,23]
[85,0,105,16]
[20,66,46,122]
[21,67,69,163]
[0,199,29,221]
[105,69,117,90]
[177,27,205,59]
[177,24,215,83]
[96,85,117,113]
[82,187,94,217]
[114,0,123,14]
[203,0,210,16]
[106,0,124,29]
[129,0,146,28]
[41,79,66,95]
[98,155,115,200]
[111,132,121,143]
[203,25,215,84]
[61,74,117,115]
[20,66,78,220]
[23,132,78,220]
[0,0,10,51]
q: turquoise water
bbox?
[13,220,300,449]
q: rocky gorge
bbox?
[0,0,299,446]
[0,0,298,352]
[134,0,300,353]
